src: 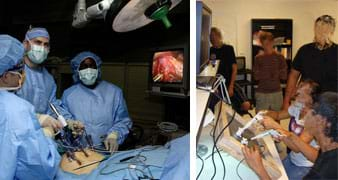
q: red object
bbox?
[152,51,183,82]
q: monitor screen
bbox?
[152,50,184,83]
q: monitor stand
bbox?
[149,86,188,98]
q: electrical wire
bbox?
[236,158,245,180]
[210,102,226,180]
[196,153,204,180]
[98,146,162,178]
[157,122,178,132]
[210,105,236,180]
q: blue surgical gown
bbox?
[15,64,72,118]
[61,81,132,146]
[160,134,190,180]
[0,90,61,179]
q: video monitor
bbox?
[152,50,184,83]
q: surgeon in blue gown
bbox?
[15,27,72,121]
[0,34,61,179]
[61,51,132,153]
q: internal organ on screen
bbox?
[152,51,183,82]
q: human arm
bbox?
[265,110,290,121]
[253,56,262,81]
[228,46,237,97]
[279,56,288,81]
[5,104,61,179]
[47,81,74,120]
[242,145,271,180]
[229,63,237,97]
[282,46,305,110]
[282,69,301,110]
[107,90,132,145]
[277,128,319,162]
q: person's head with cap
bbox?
[71,51,102,88]
[23,27,50,66]
[0,34,25,90]
[314,15,336,49]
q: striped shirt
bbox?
[253,51,287,93]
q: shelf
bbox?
[275,44,292,47]
[146,90,189,98]
[237,69,252,75]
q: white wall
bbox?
[202,0,338,69]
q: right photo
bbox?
[196,0,338,179]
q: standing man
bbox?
[282,15,337,110]
[16,27,72,120]
[209,27,251,114]
[61,51,132,153]
[0,34,60,179]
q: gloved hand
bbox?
[42,127,56,139]
[104,132,119,153]
[66,120,85,137]
[36,114,62,132]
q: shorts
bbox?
[255,91,282,112]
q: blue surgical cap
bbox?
[0,35,24,75]
[25,27,50,41]
[71,51,102,83]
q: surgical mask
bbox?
[78,68,98,86]
[0,71,25,91]
[288,102,305,126]
[27,44,49,64]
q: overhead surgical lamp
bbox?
[72,0,182,32]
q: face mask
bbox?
[27,44,49,64]
[0,71,25,91]
[78,68,98,86]
[288,102,304,126]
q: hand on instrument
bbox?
[242,145,270,180]
[273,128,291,142]
[42,127,56,139]
[66,120,85,137]
[261,115,281,130]
[104,132,119,153]
[37,114,62,131]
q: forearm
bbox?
[230,64,237,87]
[289,133,318,162]
[109,97,132,144]
[109,116,132,144]
[282,134,302,152]
[282,69,300,110]
[256,169,271,180]
[277,110,290,120]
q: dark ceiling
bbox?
[0,0,189,61]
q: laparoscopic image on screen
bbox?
[152,50,184,83]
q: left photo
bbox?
[0,0,190,179]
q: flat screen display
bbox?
[152,50,184,83]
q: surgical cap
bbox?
[0,35,24,75]
[25,27,50,41]
[71,51,102,83]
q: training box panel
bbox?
[214,102,281,179]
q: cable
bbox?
[236,158,245,180]
[211,107,236,180]
[210,102,226,180]
[157,122,178,132]
[196,153,204,180]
